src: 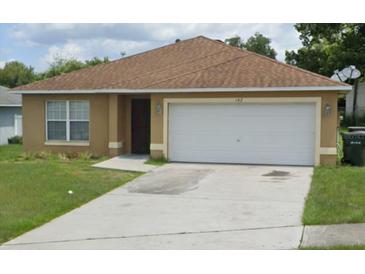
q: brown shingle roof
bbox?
[14,36,349,91]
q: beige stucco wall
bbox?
[150,91,340,165]
[23,94,110,156]
[22,93,151,157]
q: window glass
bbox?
[70,101,89,120]
[46,100,89,141]
[47,101,67,120]
[70,121,89,141]
[47,121,67,140]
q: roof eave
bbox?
[11,86,352,94]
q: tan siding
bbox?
[23,94,109,156]
[118,95,127,153]
[320,93,338,148]
[320,155,337,165]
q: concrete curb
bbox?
[300,223,365,248]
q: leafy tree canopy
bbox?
[285,23,365,78]
[39,56,110,79]
[0,61,36,88]
[225,32,277,59]
[0,56,111,88]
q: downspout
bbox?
[352,79,359,125]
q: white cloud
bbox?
[38,38,153,70]
[0,59,15,69]
[41,42,85,65]
[9,23,302,71]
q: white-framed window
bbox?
[46,100,89,141]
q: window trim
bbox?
[45,100,90,142]
[14,114,22,136]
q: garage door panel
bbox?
[168,103,316,166]
[170,117,314,133]
[172,131,314,147]
[171,149,314,165]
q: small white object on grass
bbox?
[68,190,73,195]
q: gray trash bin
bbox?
[348,127,365,132]
[342,131,365,166]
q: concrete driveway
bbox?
[2,163,313,249]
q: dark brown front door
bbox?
[131,99,151,154]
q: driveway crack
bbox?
[3,224,301,247]
[299,225,306,248]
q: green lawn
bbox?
[303,166,365,225]
[144,157,168,166]
[0,145,141,244]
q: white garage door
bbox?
[168,103,316,166]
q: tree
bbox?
[41,58,85,79]
[39,56,110,79]
[0,61,36,88]
[85,56,110,67]
[225,35,243,48]
[225,33,277,59]
[242,33,277,59]
[285,24,365,77]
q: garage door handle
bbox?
[237,139,240,142]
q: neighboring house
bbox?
[12,36,351,166]
[0,85,22,145]
[345,81,365,117]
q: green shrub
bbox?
[34,151,54,160]
[57,153,69,161]
[20,152,35,161]
[20,150,99,161]
[78,152,93,160]
[60,151,77,159]
[8,136,23,144]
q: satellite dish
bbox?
[331,69,348,82]
[341,65,361,79]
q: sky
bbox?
[0,23,302,72]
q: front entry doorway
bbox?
[131,99,151,154]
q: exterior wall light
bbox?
[156,102,162,115]
[324,103,331,116]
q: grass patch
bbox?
[0,144,24,161]
[145,157,168,166]
[0,145,141,244]
[303,166,365,225]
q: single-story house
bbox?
[12,36,351,166]
[0,85,22,145]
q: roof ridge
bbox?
[108,48,234,87]
[144,55,251,89]
[13,36,206,91]
[200,36,350,87]
[89,35,205,68]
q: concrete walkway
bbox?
[93,154,157,172]
[301,223,365,248]
[1,163,313,249]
